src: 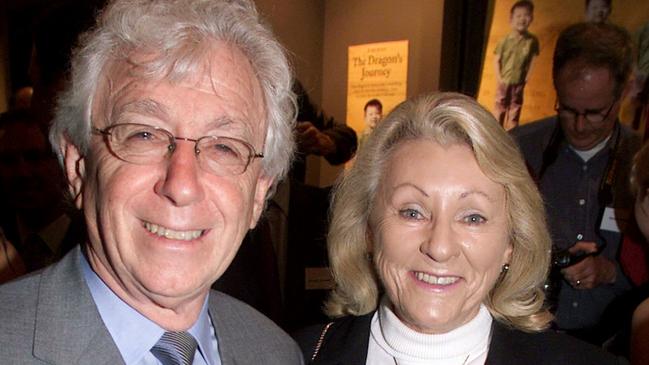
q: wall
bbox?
[258,0,445,187]
[255,0,325,104]
[319,0,445,186]
[0,0,446,186]
[254,0,326,185]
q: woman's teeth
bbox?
[415,272,458,285]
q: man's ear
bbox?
[61,137,86,209]
[249,173,274,229]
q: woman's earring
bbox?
[501,263,510,274]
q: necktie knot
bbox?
[152,331,198,365]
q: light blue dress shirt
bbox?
[81,255,221,365]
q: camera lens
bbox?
[553,249,573,268]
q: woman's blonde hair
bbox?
[325,92,553,332]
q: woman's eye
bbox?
[464,214,486,225]
[399,208,423,220]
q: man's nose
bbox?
[154,141,205,206]
[574,114,588,133]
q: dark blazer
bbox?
[0,246,304,364]
[294,312,628,364]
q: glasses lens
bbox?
[198,136,250,175]
[557,109,575,120]
[108,124,170,164]
[584,113,606,123]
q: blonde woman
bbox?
[295,93,623,364]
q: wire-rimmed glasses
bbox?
[92,123,263,176]
[554,99,617,125]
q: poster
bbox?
[346,40,408,135]
[477,0,649,133]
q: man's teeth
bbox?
[415,272,458,285]
[144,222,203,241]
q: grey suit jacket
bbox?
[0,246,303,364]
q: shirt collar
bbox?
[81,253,218,364]
[569,133,612,162]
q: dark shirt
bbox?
[512,117,641,333]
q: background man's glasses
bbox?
[93,123,264,176]
[554,99,617,124]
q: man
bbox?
[291,80,358,183]
[0,109,82,272]
[512,22,641,345]
[0,0,303,363]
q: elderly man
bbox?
[512,22,642,345]
[0,0,303,364]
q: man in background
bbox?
[512,22,641,345]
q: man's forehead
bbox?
[99,42,259,91]
[93,48,267,140]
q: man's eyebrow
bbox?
[206,116,234,129]
[113,99,169,120]
[559,102,609,113]
[205,116,255,139]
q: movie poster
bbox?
[477,0,649,135]
[346,40,408,136]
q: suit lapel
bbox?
[207,291,246,365]
[32,247,124,365]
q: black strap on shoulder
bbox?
[538,120,565,180]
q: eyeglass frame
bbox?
[91,123,264,176]
[554,97,618,125]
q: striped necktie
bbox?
[151,331,198,365]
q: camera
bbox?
[545,246,596,310]
[552,247,592,269]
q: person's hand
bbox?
[296,121,335,156]
[561,241,616,289]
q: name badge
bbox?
[600,207,630,233]
[305,267,334,290]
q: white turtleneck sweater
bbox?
[366,298,493,365]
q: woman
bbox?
[295,93,622,364]
[629,142,649,365]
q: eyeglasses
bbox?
[554,99,617,125]
[92,123,263,176]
